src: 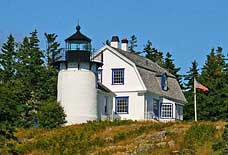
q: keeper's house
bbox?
[94,36,187,121]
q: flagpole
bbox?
[194,78,197,121]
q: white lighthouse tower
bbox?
[57,25,102,125]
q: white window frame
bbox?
[161,103,173,119]
[115,96,129,114]
[112,68,125,85]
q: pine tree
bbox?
[105,39,110,46]
[29,30,44,66]
[44,33,61,67]
[15,31,46,127]
[17,31,44,85]
[143,40,153,58]
[129,35,140,54]
[16,32,44,92]
[197,47,228,120]
[201,47,225,79]
[163,52,182,87]
[184,60,199,90]
[183,60,199,120]
[16,31,44,77]
[143,40,164,66]
[0,34,16,82]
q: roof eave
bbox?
[147,90,187,104]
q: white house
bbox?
[94,36,187,121]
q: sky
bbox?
[1,0,228,74]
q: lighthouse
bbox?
[57,25,103,125]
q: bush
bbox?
[213,124,228,154]
[37,100,66,128]
[185,123,216,145]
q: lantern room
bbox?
[65,24,92,63]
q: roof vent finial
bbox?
[76,19,81,31]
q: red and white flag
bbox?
[195,79,209,92]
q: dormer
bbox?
[161,73,168,91]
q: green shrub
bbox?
[37,99,66,128]
[213,124,228,155]
[185,123,216,145]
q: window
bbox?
[98,69,102,83]
[104,96,108,115]
[112,68,124,85]
[153,99,160,118]
[161,73,168,91]
[115,97,129,114]
[175,104,183,120]
[161,104,173,118]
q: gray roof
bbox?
[98,82,115,95]
[111,47,187,103]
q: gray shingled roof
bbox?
[111,47,187,103]
[98,82,115,95]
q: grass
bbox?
[13,120,226,155]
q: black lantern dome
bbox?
[65,25,91,43]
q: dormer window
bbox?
[161,73,168,91]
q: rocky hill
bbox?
[14,120,226,155]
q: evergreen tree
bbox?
[16,30,44,78]
[105,39,110,45]
[16,30,45,96]
[164,52,182,87]
[129,35,140,54]
[197,47,228,120]
[143,40,164,66]
[29,30,44,66]
[0,34,16,82]
[183,60,199,120]
[184,60,199,90]
[15,31,47,127]
[44,33,61,67]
